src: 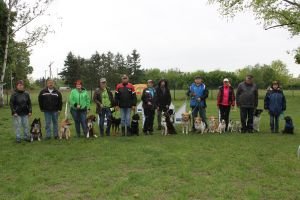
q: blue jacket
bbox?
[187,83,209,108]
[264,88,286,116]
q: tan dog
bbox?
[59,119,72,140]
[181,112,191,134]
[194,117,206,134]
[208,116,218,133]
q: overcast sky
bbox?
[23,0,300,79]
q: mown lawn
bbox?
[0,90,299,200]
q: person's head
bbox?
[75,80,82,90]
[99,78,107,89]
[147,80,154,88]
[271,80,280,90]
[47,79,55,89]
[245,75,253,84]
[160,80,166,87]
[16,80,24,91]
[121,74,129,84]
[194,76,203,85]
[223,78,230,86]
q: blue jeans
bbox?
[44,111,59,138]
[70,108,87,137]
[13,115,29,141]
[120,108,131,127]
[98,108,112,136]
[270,114,279,133]
[191,106,207,127]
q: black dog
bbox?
[30,118,42,142]
[111,116,121,136]
[130,113,140,136]
[282,116,294,134]
[164,109,177,134]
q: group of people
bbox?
[9,74,286,143]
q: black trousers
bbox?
[143,109,155,133]
[240,107,254,132]
[219,105,231,130]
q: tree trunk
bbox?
[0,1,12,107]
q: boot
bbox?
[121,127,125,136]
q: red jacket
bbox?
[217,85,235,107]
[115,83,137,108]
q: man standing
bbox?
[93,78,114,136]
[141,80,157,135]
[187,76,209,131]
[115,74,137,136]
[10,80,32,143]
[236,75,258,133]
[156,79,171,130]
[217,78,235,131]
[38,79,63,139]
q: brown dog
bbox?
[86,115,97,138]
[59,119,72,140]
[181,112,191,134]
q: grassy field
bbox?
[0,90,299,200]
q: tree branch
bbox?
[265,22,297,30]
[282,0,300,9]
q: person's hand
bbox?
[87,109,90,114]
[148,102,152,105]
[131,106,136,111]
[166,105,169,109]
[28,113,32,117]
[77,105,81,109]
[197,97,201,101]
[192,92,196,97]
[13,113,18,117]
[115,106,120,111]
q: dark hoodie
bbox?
[155,79,171,110]
[10,89,32,116]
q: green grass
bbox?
[0,90,299,200]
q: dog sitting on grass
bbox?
[59,119,72,140]
[130,113,140,136]
[194,117,206,134]
[282,116,294,134]
[30,118,42,142]
[181,112,191,134]
[217,119,226,134]
[111,116,121,136]
[86,115,97,138]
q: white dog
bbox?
[217,119,226,134]
[227,120,234,133]
[161,114,168,136]
[253,109,263,132]
[234,121,242,133]
[194,117,206,134]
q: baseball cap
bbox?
[223,78,229,82]
[100,78,106,83]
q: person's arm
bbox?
[27,92,32,115]
[236,84,242,107]
[69,90,76,107]
[186,86,191,97]
[231,87,236,107]
[38,90,43,111]
[217,87,221,106]
[86,91,91,110]
[9,93,16,115]
[93,89,101,105]
[166,89,172,106]
[58,91,63,111]
[131,86,137,107]
[264,92,270,110]
[114,85,120,106]
[282,92,286,111]
[141,89,146,103]
[254,85,259,108]
[201,87,209,100]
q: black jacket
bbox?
[10,90,32,116]
[156,79,171,110]
[115,83,137,108]
[38,88,63,112]
[236,82,258,108]
[93,87,115,113]
[141,87,157,110]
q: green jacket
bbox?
[69,88,91,110]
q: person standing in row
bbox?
[264,81,286,133]
[217,78,235,131]
[10,80,32,143]
[38,79,62,140]
[187,76,209,131]
[69,80,91,137]
[141,80,157,135]
[156,79,171,130]
[115,75,137,136]
[93,78,114,137]
[236,75,258,133]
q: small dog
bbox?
[194,117,206,134]
[30,118,42,142]
[208,116,218,133]
[111,116,121,136]
[253,109,263,132]
[234,121,242,133]
[282,116,294,134]
[181,112,191,134]
[130,113,140,136]
[86,115,97,138]
[59,119,72,140]
[162,109,177,135]
[227,120,234,133]
[161,114,168,136]
[217,119,226,134]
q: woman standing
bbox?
[264,81,286,133]
[217,78,235,131]
[69,80,90,137]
